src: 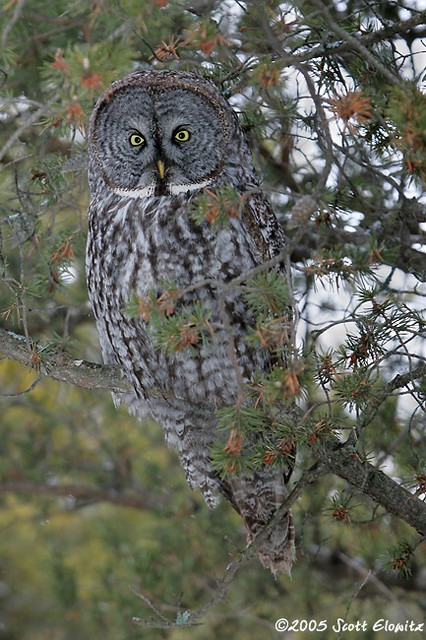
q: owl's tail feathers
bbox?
[246,509,296,577]
[226,469,296,577]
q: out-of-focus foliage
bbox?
[0,0,426,638]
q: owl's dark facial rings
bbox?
[90,82,230,199]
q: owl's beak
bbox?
[156,160,166,179]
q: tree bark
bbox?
[319,444,426,535]
[0,327,129,393]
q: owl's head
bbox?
[89,70,247,198]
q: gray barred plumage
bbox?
[86,70,295,574]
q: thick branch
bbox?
[318,444,426,535]
[0,327,130,393]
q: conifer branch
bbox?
[0,101,54,163]
[280,8,426,68]
[307,543,426,594]
[318,443,426,535]
[0,327,130,394]
[308,0,403,86]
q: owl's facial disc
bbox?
[92,85,227,198]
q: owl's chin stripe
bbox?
[112,178,213,199]
[112,184,156,198]
[168,179,214,195]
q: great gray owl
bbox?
[86,69,295,575]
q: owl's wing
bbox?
[218,190,296,575]
[242,190,287,265]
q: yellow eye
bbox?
[174,129,190,143]
[129,133,145,147]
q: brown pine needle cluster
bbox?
[327,90,372,133]
[150,25,230,62]
[332,505,351,523]
[51,49,69,74]
[223,429,244,456]
[150,35,187,61]
[81,72,103,90]
[51,238,75,265]
[195,24,230,55]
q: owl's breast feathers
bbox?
[87,187,295,576]
[87,191,270,401]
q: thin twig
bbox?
[1,0,27,48]
[0,374,41,397]
[308,0,403,86]
[278,9,426,70]
[0,104,50,163]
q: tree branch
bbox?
[2,327,426,537]
[289,209,426,282]
[281,8,426,69]
[318,443,426,535]
[308,0,402,86]
[0,327,130,393]
[1,0,27,48]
